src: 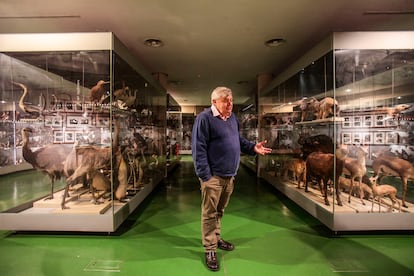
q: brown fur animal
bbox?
[316,97,339,120]
[338,176,373,200]
[90,80,109,103]
[372,154,414,208]
[343,146,369,205]
[283,158,306,189]
[63,146,128,209]
[88,169,111,204]
[369,175,401,213]
[299,97,318,121]
[305,149,347,206]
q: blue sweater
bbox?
[192,108,256,182]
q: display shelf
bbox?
[262,169,414,231]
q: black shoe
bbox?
[205,251,219,271]
[218,239,234,251]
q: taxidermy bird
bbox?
[21,128,72,200]
[13,82,45,115]
[90,80,109,103]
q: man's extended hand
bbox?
[254,140,272,155]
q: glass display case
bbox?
[237,97,259,172]
[259,31,414,231]
[0,33,167,232]
[166,94,181,170]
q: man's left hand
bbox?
[254,140,272,155]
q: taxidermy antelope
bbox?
[372,154,414,208]
[343,145,369,205]
[369,175,401,213]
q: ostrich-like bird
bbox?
[13,82,45,115]
[90,80,109,103]
[21,128,72,199]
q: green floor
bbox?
[1,159,414,275]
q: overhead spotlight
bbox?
[264,38,286,47]
[144,38,164,48]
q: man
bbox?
[192,86,272,271]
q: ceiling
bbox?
[0,0,413,107]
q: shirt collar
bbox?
[211,105,230,121]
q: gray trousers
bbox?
[200,175,234,252]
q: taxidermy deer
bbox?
[369,175,401,213]
[343,145,369,205]
[372,154,414,208]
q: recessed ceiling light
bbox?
[144,38,164,48]
[264,38,286,47]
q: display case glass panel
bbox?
[237,97,258,172]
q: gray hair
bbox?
[211,86,232,103]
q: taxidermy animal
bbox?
[299,97,318,121]
[114,86,137,109]
[342,145,369,205]
[90,80,109,103]
[283,158,306,189]
[316,97,339,120]
[305,148,348,206]
[88,169,111,204]
[338,176,373,200]
[62,119,127,209]
[63,145,128,209]
[369,175,401,213]
[385,104,411,117]
[372,154,414,208]
[13,82,45,115]
[21,128,72,200]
